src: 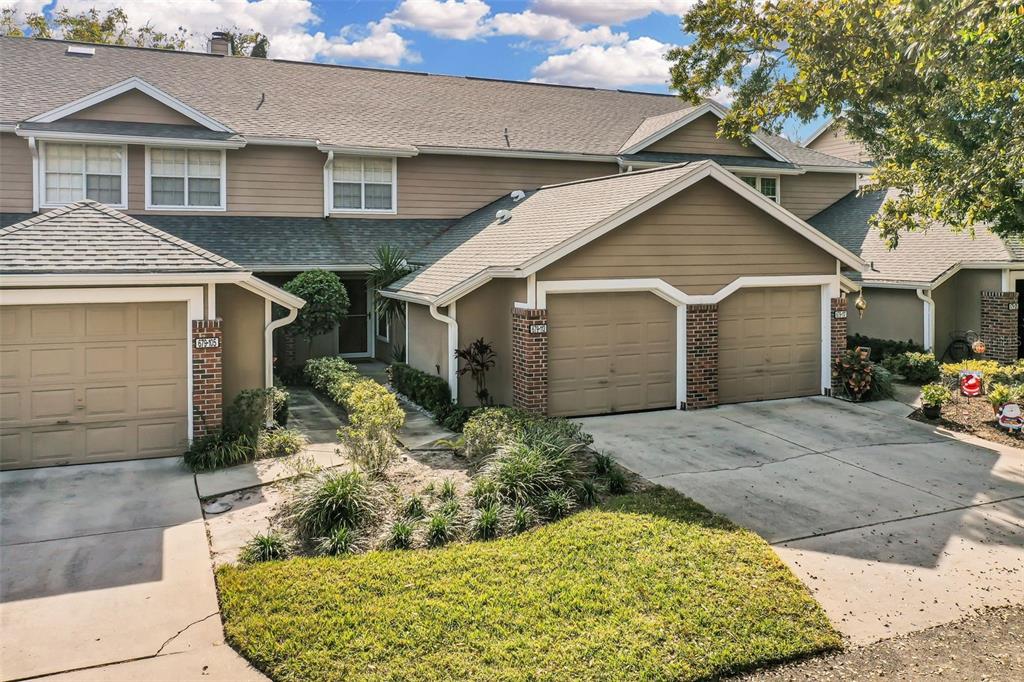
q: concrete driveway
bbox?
[0,459,263,681]
[578,397,1024,644]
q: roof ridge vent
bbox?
[66,45,96,57]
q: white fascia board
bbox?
[802,165,874,174]
[26,77,233,133]
[246,136,320,147]
[802,118,836,146]
[417,146,619,164]
[620,157,805,175]
[317,143,418,157]
[620,100,791,164]
[0,123,16,133]
[858,280,933,290]
[379,289,437,305]
[0,272,249,287]
[16,127,245,149]
[237,275,306,309]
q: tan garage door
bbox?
[0,302,189,470]
[548,291,676,417]
[718,286,821,404]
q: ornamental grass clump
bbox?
[289,469,382,542]
[401,494,426,520]
[386,519,416,549]
[470,502,503,540]
[314,526,361,556]
[509,504,537,534]
[238,531,290,564]
[539,490,576,521]
[426,511,459,547]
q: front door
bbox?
[339,278,370,356]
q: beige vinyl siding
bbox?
[68,90,200,126]
[781,172,857,220]
[806,122,870,163]
[539,178,836,295]
[0,133,33,212]
[407,301,449,382]
[217,283,267,403]
[646,113,767,158]
[848,287,924,344]
[455,278,526,406]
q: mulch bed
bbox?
[911,393,1024,448]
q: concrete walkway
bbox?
[0,459,265,681]
[579,397,1024,645]
[353,360,457,450]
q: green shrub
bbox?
[439,477,458,501]
[882,352,941,384]
[238,531,290,564]
[479,441,578,505]
[386,519,416,549]
[578,479,600,506]
[272,384,290,426]
[606,468,629,495]
[470,476,499,509]
[987,383,1016,408]
[539,490,575,521]
[865,365,896,401]
[462,407,593,461]
[940,359,1024,389]
[509,504,537,534]
[389,362,453,415]
[833,349,874,401]
[315,526,361,556]
[258,428,307,459]
[592,452,614,476]
[438,498,462,520]
[921,383,954,408]
[305,356,360,391]
[184,432,256,472]
[471,502,503,540]
[401,494,426,520]
[847,335,925,362]
[283,270,350,352]
[440,404,475,432]
[225,388,289,439]
[289,469,381,540]
[426,511,459,547]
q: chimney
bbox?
[209,31,230,56]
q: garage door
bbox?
[0,302,189,470]
[548,291,675,417]
[718,286,821,404]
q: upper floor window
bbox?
[41,142,126,208]
[146,148,225,210]
[738,175,779,203]
[330,156,396,213]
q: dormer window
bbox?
[146,148,226,210]
[329,156,396,214]
[40,142,126,208]
[738,175,780,203]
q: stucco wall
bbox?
[217,283,267,403]
[933,269,1002,358]
[455,278,526,406]
[407,302,449,383]
[847,287,924,344]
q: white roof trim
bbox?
[803,118,837,146]
[417,146,620,163]
[26,77,234,133]
[317,143,419,157]
[618,101,791,163]
[14,127,245,148]
[0,272,249,286]
[238,275,306,309]
[395,160,866,307]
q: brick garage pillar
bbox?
[686,304,718,409]
[980,290,1019,363]
[192,319,223,438]
[830,297,848,394]
[511,307,548,414]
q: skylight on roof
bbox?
[66,45,95,56]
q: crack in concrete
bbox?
[154,611,220,657]
[1,519,205,548]
[649,449,821,478]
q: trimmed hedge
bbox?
[847,334,925,363]
[388,362,476,431]
[939,359,1024,389]
[881,351,941,384]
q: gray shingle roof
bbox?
[809,189,1016,284]
[388,164,709,300]
[0,201,244,274]
[18,119,244,142]
[765,134,869,169]
[0,37,861,170]
[139,215,453,272]
[620,152,800,170]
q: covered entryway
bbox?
[0,302,189,470]
[718,286,821,404]
[548,291,675,417]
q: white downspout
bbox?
[28,136,39,212]
[916,288,935,352]
[429,302,458,402]
[265,302,299,388]
[322,150,334,217]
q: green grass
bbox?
[217,488,840,681]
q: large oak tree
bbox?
[668,0,1023,247]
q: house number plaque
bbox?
[1009,303,1019,311]
[529,324,548,334]
[195,337,221,349]
[833,310,848,319]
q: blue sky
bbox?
[3,1,819,137]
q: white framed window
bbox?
[145,147,226,210]
[40,142,127,208]
[376,311,390,342]
[328,156,396,214]
[738,175,780,203]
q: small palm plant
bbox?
[367,244,414,359]
[455,338,497,405]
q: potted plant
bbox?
[920,383,952,420]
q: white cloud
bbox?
[0,0,50,21]
[530,0,695,25]
[530,36,674,88]
[46,0,417,65]
[489,10,626,49]
[388,0,491,40]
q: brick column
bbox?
[686,304,718,409]
[192,319,223,438]
[980,291,1019,364]
[511,307,548,414]
[830,297,848,395]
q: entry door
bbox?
[548,291,676,417]
[0,302,189,470]
[339,278,370,356]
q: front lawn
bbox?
[217,488,840,681]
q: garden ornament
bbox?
[959,370,983,397]
[971,338,987,355]
[997,403,1023,432]
[854,291,867,318]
